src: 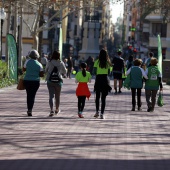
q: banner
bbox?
[7,34,18,81]
[59,27,63,60]
[157,34,162,74]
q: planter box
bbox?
[162,59,170,82]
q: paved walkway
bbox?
[0,78,170,170]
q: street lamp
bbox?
[0,8,6,60]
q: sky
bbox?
[111,3,124,23]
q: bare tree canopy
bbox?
[139,0,170,22]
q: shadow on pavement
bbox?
[0,159,170,170]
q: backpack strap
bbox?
[49,61,59,73]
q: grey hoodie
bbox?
[45,59,67,81]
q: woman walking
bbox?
[75,63,91,118]
[45,51,67,117]
[145,57,163,112]
[23,50,44,116]
[93,49,112,119]
[126,59,148,111]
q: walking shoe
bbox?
[94,112,99,118]
[150,108,154,112]
[131,107,135,111]
[118,90,122,93]
[78,114,84,118]
[138,107,142,111]
[27,111,32,116]
[55,109,60,115]
[100,114,104,119]
[114,91,117,95]
[78,112,84,118]
[49,111,54,117]
[147,107,152,112]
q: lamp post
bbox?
[0,8,6,60]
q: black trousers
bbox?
[24,80,40,111]
[145,89,158,109]
[95,90,107,114]
[131,88,142,108]
[78,96,86,112]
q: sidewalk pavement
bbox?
[0,78,170,170]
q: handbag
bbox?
[157,91,163,107]
[17,78,25,90]
[123,74,131,90]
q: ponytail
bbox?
[80,62,87,77]
[82,68,86,77]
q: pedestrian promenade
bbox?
[0,78,170,170]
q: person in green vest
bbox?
[126,59,148,111]
[93,49,112,119]
[144,57,163,112]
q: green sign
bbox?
[7,34,18,81]
[130,28,136,31]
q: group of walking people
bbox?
[22,49,163,119]
[125,52,163,112]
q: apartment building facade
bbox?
[1,0,114,63]
[123,0,170,59]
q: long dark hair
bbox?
[98,49,111,68]
[81,62,87,77]
[50,51,60,61]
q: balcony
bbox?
[149,37,170,47]
[145,15,163,21]
[84,15,100,22]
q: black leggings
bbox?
[78,96,86,112]
[24,80,40,111]
[95,91,107,114]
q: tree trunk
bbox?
[38,12,44,58]
[32,34,39,51]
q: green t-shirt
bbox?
[75,71,91,82]
[93,59,110,75]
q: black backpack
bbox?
[49,63,62,83]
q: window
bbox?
[74,25,77,36]
[129,16,131,21]
[152,23,167,37]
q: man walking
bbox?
[112,51,125,94]
[145,52,154,68]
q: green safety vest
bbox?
[145,66,160,90]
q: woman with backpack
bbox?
[75,62,91,118]
[45,51,67,117]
